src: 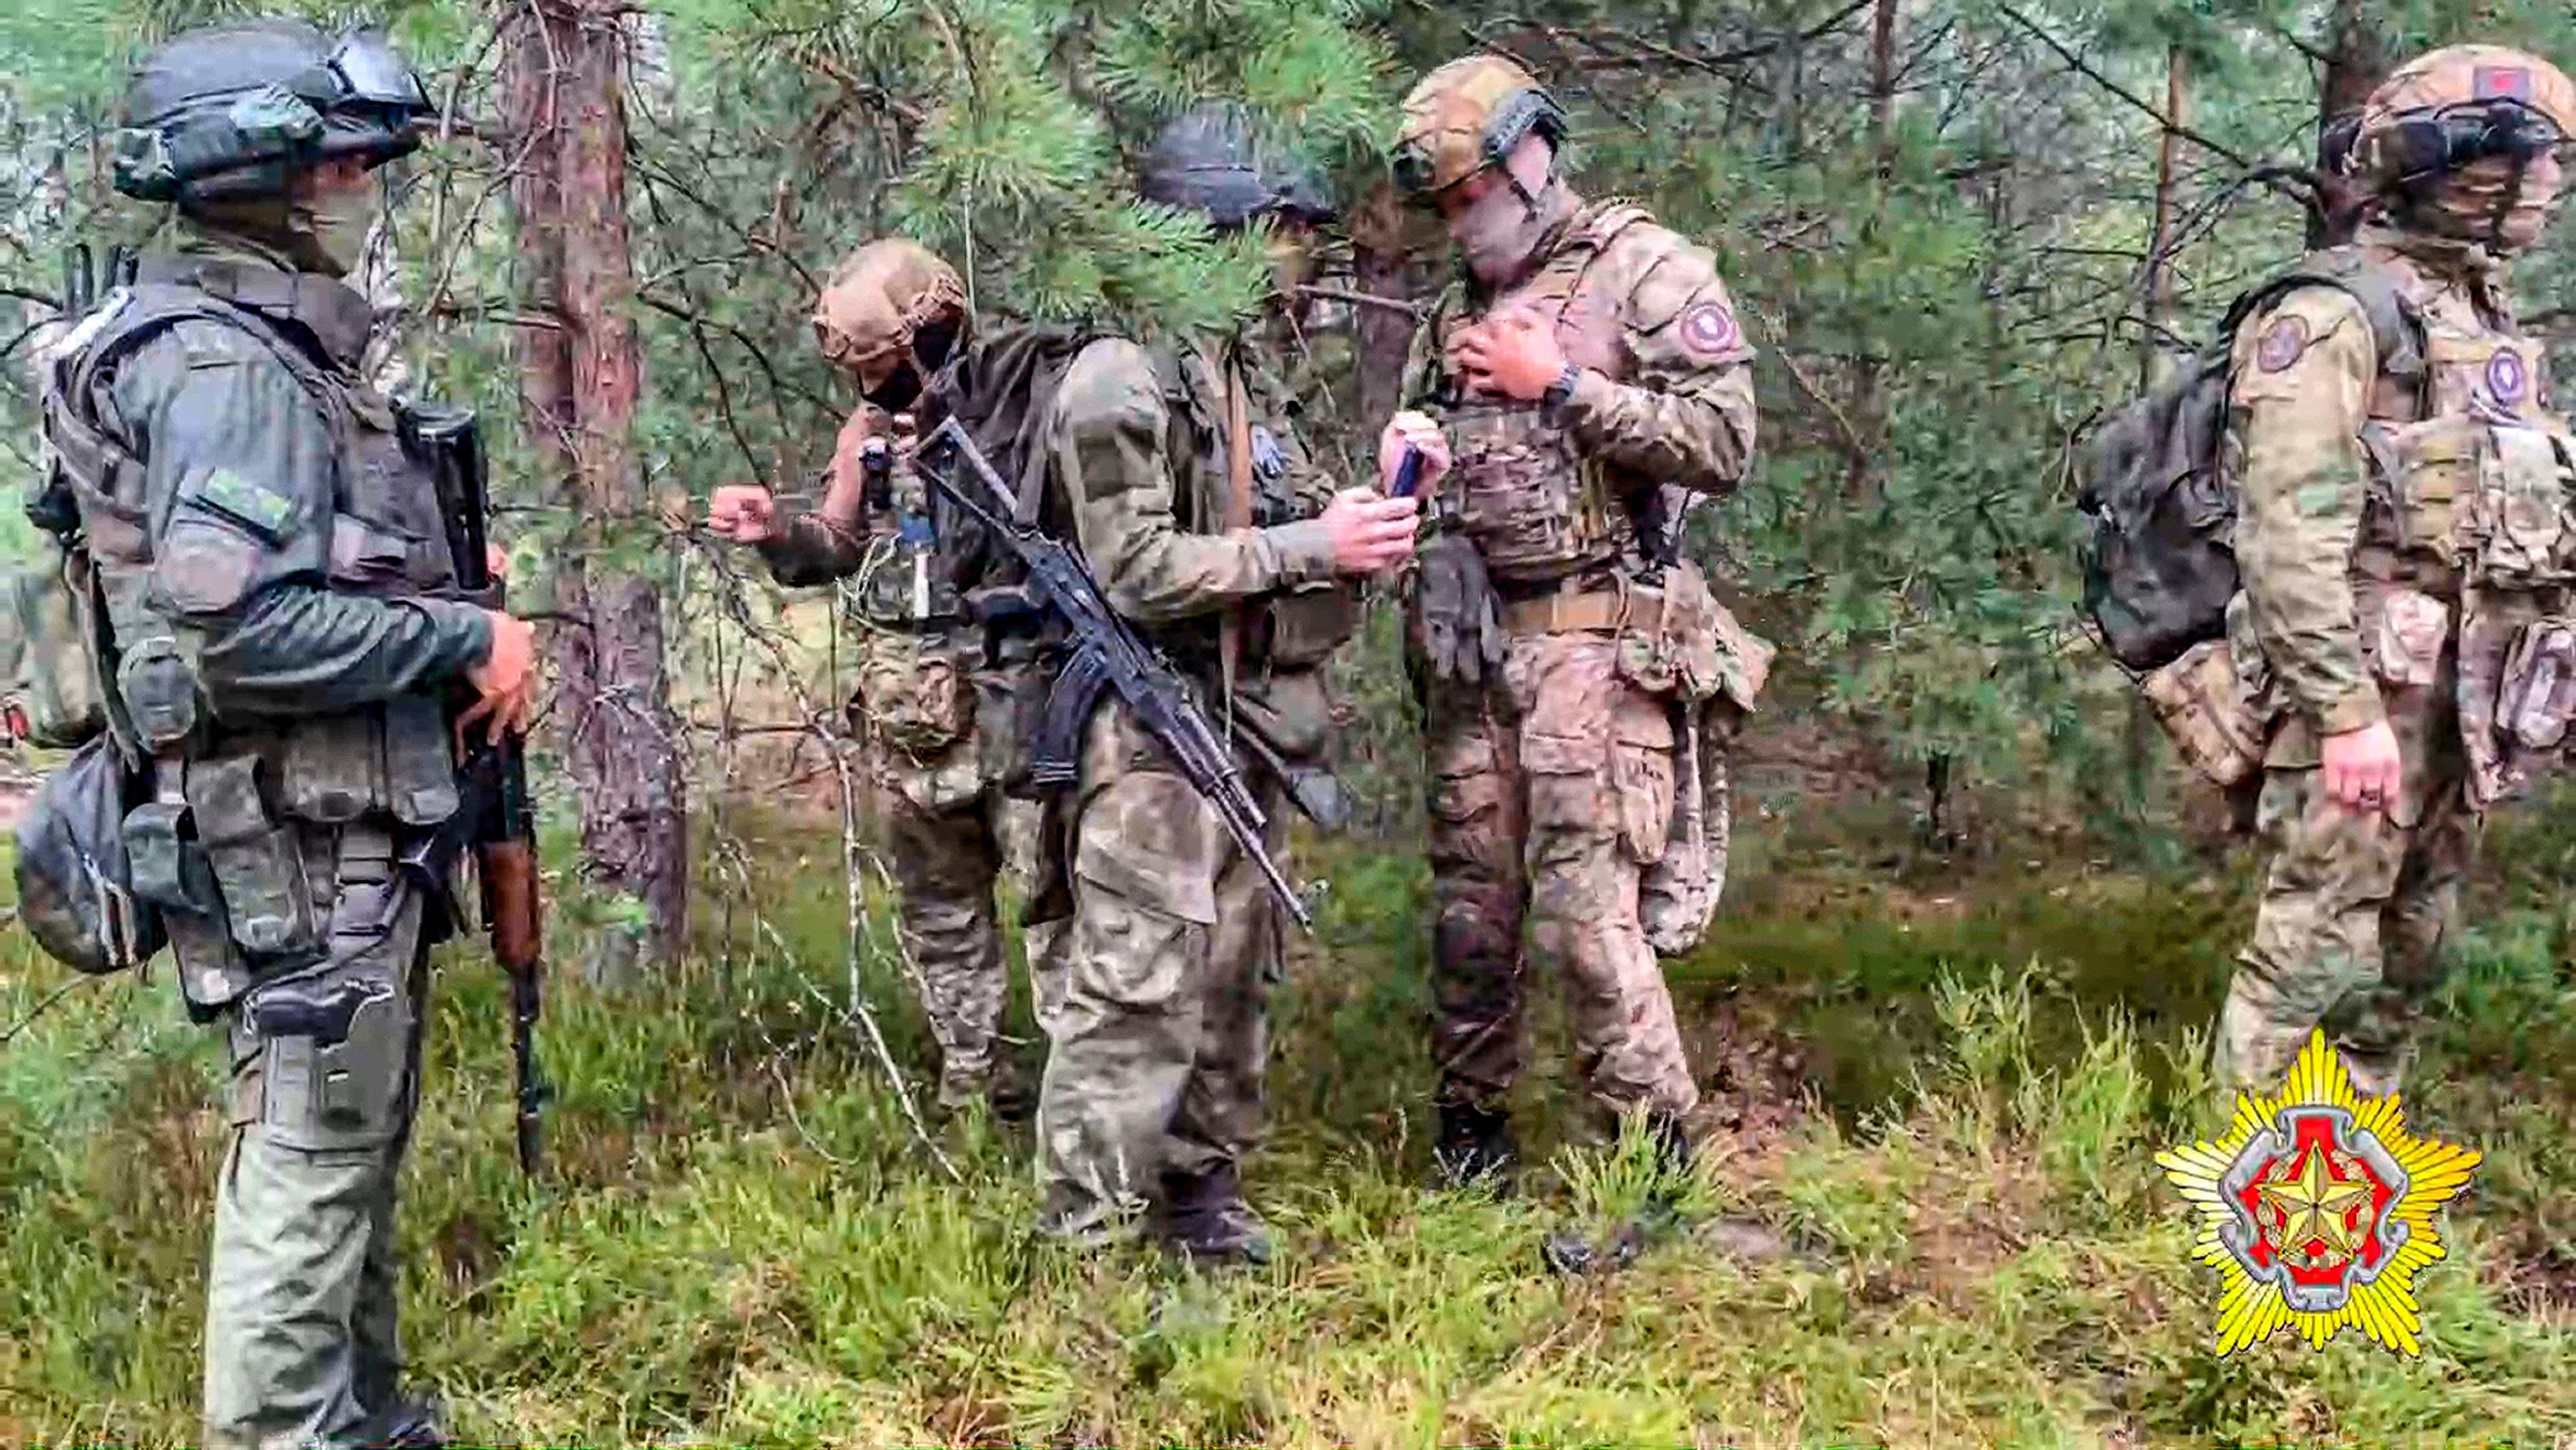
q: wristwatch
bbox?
[1542,362,1585,416]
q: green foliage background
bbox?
[10,0,2576,819]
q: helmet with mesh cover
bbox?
[1392,54,1570,200]
[811,239,969,392]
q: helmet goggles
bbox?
[2401,97,2573,178]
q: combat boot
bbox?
[347,1396,444,1448]
[984,1054,1038,1124]
[1542,1113,1699,1276]
[1431,1100,1517,1190]
[1157,1163,1275,1267]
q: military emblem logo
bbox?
[2255,315,2308,372]
[2157,1032,2479,1357]
[1676,300,1741,358]
[2485,349,2528,410]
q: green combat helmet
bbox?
[112,19,431,204]
[1136,104,1338,229]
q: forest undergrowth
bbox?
[7,786,2576,1447]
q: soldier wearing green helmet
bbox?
[31,19,538,1447]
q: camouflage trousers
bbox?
[1421,631,1700,1123]
[871,729,1015,1111]
[2218,688,2477,1098]
[204,842,429,1450]
[1031,701,1286,1241]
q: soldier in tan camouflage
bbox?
[708,241,1026,1117]
[1030,106,1415,1262]
[1385,55,1770,1193]
[2211,46,2576,1096]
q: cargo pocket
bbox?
[185,754,321,959]
[243,966,410,1151]
[282,712,386,823]
[2367,588,2450,690]
[2140,638,2263,788]
[2384,415,2478,564]
[326,511,425,594]
[2476,424,2575,586]
[382,696,459,825]
[858,639,976,756]
[1070,812,1212,1015]
[1610,702,1676,865]
[2498,617,2576,750]
[1260,582,1358,670]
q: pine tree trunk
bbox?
[2311,0,2385,248]
[2142,45,2187,391]
[1868,0,1897,175]
[1348,181,1415,444]
[505,0,691,984]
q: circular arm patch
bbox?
[2256,315,2310,373]
[1675,300,1742,358]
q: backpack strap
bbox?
[2211,249,2428,405]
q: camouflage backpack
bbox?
[2077,252,2425,672]
[0,538,108,749]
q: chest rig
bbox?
[2338,245,2576,804]
[852,449,967,629]
[1429,206,1653,585]
[2348,247,2569,596]
[38,256,468,1008]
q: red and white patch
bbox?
[1675,300,1742,358]
[2475,65,2534,102]
[2256,315,2309,373]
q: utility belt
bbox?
[123,700,460,1013]
[1497,574,1667,638]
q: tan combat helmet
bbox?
[1392,54,1570,201]
[811,238,968,392]
[2347,44,2576,197]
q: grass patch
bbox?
[5,802,2576,1445]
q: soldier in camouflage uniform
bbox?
[2214,46,2576,1097]
[1030,108,1416,1261]
[1384,55,1769,1187]
[35,23,538,1446]
[708,241,1029,1117]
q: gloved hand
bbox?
[1414,531,1504,686]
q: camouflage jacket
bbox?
[2227,225,2558,748]
[1043,333,1355,758]
[1402,193,1758,584]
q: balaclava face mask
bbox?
[1448,134,1562,289]
[189,170,381,278]
[295,177,382,278]
[2414,151,2563,254]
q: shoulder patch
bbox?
[153,518,263,614]
[190,467,298,543]
[1675,300,1743,359]
[2256,315,2310,373]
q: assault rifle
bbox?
[916,417,1312,930]
[404,403,550,1175]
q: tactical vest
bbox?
[1427,204,1657,585]
[2338,245,2567,598]
[37,255,467,1007]
[2263,242,2576,804]
[851,451,967,629]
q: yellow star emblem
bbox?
[2258,1143,2372,1261]
[2157,1031,2481,1357]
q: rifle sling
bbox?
[1216,343,1255,743]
